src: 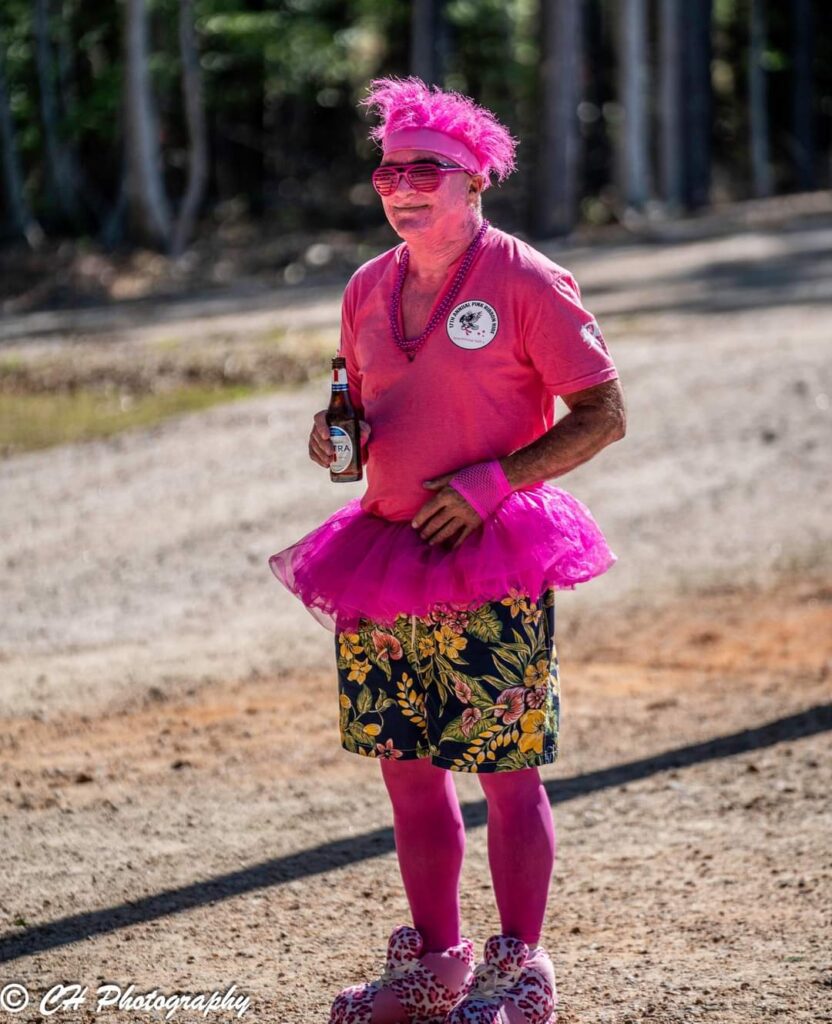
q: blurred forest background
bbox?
[1,0,830,454]
[2,15,831,993]
[0,0,830,296]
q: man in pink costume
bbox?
[271,76,626,1024]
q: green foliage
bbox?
[0,383,275,456]
[0,0,828,240]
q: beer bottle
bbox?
[326,355,363,483]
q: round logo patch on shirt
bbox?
[447,300,499,349]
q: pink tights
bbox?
[379,757,556,955]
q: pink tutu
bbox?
[268,482,617,633]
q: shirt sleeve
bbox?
[521,270,619,396]
[337,278,365,421]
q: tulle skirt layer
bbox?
[268,482,617,633]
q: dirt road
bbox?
[1,210,830,1022]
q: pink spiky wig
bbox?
[359,76,518,190]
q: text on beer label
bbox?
[329,425,354,473]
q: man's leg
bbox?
[379,755,466,952]
[329,756,473,1023]
[477,765,556,946]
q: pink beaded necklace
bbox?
[389,219,490,362]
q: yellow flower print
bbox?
[500,588,529,617]
[518,709,546,755]
[364,723,381,737]
[434,625,468,661]
[522,604,543,627]
[339,694,351,709]
[417,634,436,659]
[347,659,371,684]
[524,659,549,688]
[339,632,363,660]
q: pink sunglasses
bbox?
[371,162,468,196]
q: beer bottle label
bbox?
[329,425,354,473]
[332,366,348,392]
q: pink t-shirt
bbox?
[338,223,619,523]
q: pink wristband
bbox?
[448,459,514,519]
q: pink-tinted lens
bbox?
[371,163,442,196]
[371,167,399,195]
[404,165,441,191]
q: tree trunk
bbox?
[171,0,208,257]
[617,0,650,211]
[659,0,683,211]
[410,0,449,85]
[33,0,82,226]
[681,0,713,209]
[791,0,815,191]
[533,0,582,237]
[0,48,43,246]
[56,0,112,229]
[748,0,773,198]
[124,0,172,248]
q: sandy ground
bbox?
[1,209,831,1022]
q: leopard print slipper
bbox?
[443,934,557,1024]
[328,924,476,1024]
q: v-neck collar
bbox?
[393,224,493,346]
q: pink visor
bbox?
[381,127,481,175]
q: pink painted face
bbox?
[378,148,484,240]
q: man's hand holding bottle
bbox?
[309,410,371,470]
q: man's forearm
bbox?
[499,404,624,489]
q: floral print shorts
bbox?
[335,586,560,773]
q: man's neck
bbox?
[404,213,484,286]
